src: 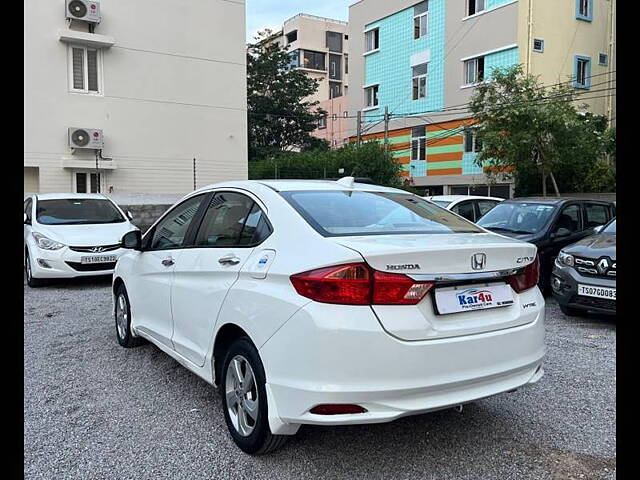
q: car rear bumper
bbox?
[27,246,126,279]
[260,300,545,435]
[551,261,616,314]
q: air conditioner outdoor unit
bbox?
[66,0,101,24]
[68,128,104,150]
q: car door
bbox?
[170,191,272,367]
[451,200,476,222]
[127,193,209,348]
[544,203,585,272]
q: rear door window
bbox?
[584,203,610,228]
[452,201,476,222]
[554,204,582,235]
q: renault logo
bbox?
[471,253,487,271]
[597,258,610,275]
[90,246,105,253]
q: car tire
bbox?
[25,250,46,288]
[560,305,582,317]
[114,284,147,348]
[221,337,288,455]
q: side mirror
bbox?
[552,228,571,239]
[593,225,604,234]
[126,210,134,221]
[121,230,142,251]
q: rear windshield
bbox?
[430,200,451,208]
[281,191,482,237]
[36,199,125,225]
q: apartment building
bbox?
[267,14,351,148]
[348,0,616,196]
[24,0,248,195]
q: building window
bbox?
[414,1,429,39]
[411,126,427,161]
[286,30,298,44]
[365,28,379,53]
[412,63,428,100]
[329,54,342,80]
[599,53,609,66]
[69,46,101,94]
[464,56,485,85]
[464,129,481,153]
[365,85,379,108]
[533,39,544,53]
[574,56,591,89]
[75,172,100,193]
[326,31,343,53]
[318,115,327,129]
[329,82,342,99]
[576,0,593,21]
[345,53,349,74]
[302,50,326,70]
[467,0,486,16]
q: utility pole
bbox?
[95,150,100,193]
[384,106,390,153]
[356,111,362,146]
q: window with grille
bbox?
[464,129,481,153]
[69,46,101,94]
[574,56,591,89]
[326,31,343,53]
[533,39,544,53]
[411,126,427,161]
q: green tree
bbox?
[247,30,325,161]
[469,65,613,196]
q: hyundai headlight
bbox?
[32,233,65,251]
[558,251,574,267]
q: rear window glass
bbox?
[281,191,482,237]
[430,200,451,208]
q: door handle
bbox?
[162,258,175,267]
[218,255,241,266]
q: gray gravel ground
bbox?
[24,276,616,480]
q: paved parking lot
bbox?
[24,277,616,480]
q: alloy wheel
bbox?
[115,294,128,340]
[225,355,259,437]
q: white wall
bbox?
[24,0,248,194]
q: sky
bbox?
[246,0,352,42]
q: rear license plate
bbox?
[80,255,118,264]
[435,284,515,315]
[577,284,616,301]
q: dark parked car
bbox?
[552,219,616,316]
[476,198,616,291]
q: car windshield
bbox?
[603,219,616,234]
[281,191,483,236]
[36,199,125,225]
[430,200,451,208]
[477,202,556,234]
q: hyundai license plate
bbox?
[81,255,118,264]
[435,284,515,315]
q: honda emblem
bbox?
[471,253,486,271]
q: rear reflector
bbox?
[508,256,540,293]
[310,404,367,415]
[291,263,434,306]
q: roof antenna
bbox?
[336,176,355,189]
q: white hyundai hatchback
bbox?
[24,194,138,287]
[113,179,545,454]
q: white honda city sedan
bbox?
[113,179,545,454]
[24,193,138,287]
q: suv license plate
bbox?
[81,255,118,264]
[577,284,616,301]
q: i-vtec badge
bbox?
[386,264,421,271]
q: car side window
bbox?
[24,199,33,221]
[149,195,205,250]
[554,204,582,234]
[584,203,610,228]
[194,192,265,247]
[237,203,272,246]
[452,201,476,222]
[477,200,499,218]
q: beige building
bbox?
[266,13,350,147]
[24,0,248,195]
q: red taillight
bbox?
[508,256,540,293]
[290,263,434,306]
[310,404,367,415]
